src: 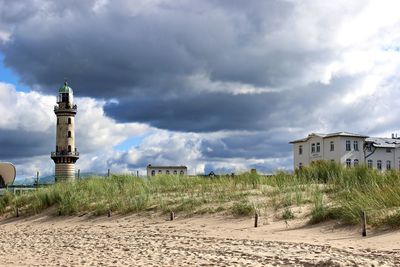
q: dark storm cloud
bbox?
[104,76,354,132]
[0,129,53,160]
[104,92,278,132]
[1,1,339,98]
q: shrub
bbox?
[282,207,294,220]
[232,201,255,216]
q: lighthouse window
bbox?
[68,131,71,138]
[68,145,71,152]
[68,118,71,124]
[61,93,69,102]
[57,118,59,125]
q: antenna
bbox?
[0,163,16,188]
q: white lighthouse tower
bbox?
[51,81,79,182]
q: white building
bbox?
[290,132,400,171]
[146,164,188,176]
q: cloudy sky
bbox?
[1,0,400,179]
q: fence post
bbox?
[77,169,80,180]
[137,170,139,177]
[361,211,367,237]
[36,171,39,187]
[254,212,259,228]
[107,169,110,178]
[170,211,175,221]
[16,207,19,218]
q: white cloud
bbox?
[0,83,54,131]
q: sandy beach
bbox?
[0,213,399,266]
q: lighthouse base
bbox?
[55,163,76,182]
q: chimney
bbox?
[392,133,395,139]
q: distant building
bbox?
[146,165,187,176]
[290,132,400,171]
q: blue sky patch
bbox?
[0,52,30,92]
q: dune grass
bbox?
[2,162,400,228]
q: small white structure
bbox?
[290,132,400,171]
[146,164,187,176]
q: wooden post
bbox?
[77,169,80,180]
[361,211,367,237]
[59,210,61,216]
[137,170,139,177]
[170,211,175,221]
[108,209,111,218]
[107,169,110,178]
[254,212,259,228]
[36,171,39,187]
[16,207,19,218]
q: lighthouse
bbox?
[51,81,79,182]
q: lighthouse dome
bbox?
[59,82,73,94]
[57,81,74,104]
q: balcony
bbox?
[54,104,77,114]
[51,151,80,157]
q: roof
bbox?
[59,82,73,94]
[147,165,187,169]
[365,137,400,148]
[289,132,368,144]
[324,132,368,138]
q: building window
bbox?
[68,131,71,138]
[330,141,334,151]
[386,148,391,153]
[387,160,391,170]
[377,160,382,170]
[68,145,71,152]
[346,140,351,151]
[316,142,320,153]
[173,170,177,175]
[311,143,316,153]
[68,118,71,124]
[367,160,373,169]
[158,170,162,173]
[354,159,359,167]
[180,170,184,175]
[166,170,170,175]
[299,145,303,155]
[353,141,358,151]
[346,159,351,168]
[151,170,155,176]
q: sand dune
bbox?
[0,214,398,266]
